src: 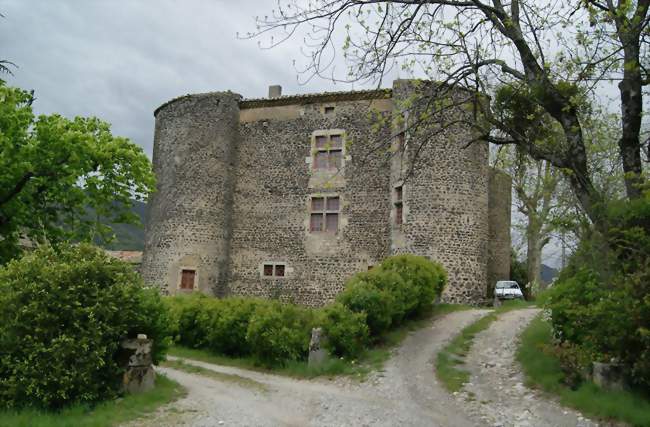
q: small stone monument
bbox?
[120,334,155,393]
[592,361,625,391]
[308,327,328,367]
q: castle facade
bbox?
[140,80,511,305]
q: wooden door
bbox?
[180,269,196,290]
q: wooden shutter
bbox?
[180,269,195,290]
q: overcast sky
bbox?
[0,0,375,158]
[2,0,571,268]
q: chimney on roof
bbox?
[268,85,282,98]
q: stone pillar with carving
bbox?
[120,334,155,394]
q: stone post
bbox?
[592,362,625,391]
[121,334,155,394]
[308,327,328,367]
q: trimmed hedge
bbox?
[0,244,170,410]
[165,254,447,367]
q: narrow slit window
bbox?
[394,186,404,225]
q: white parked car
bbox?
[494,280,524,300]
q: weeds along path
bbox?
[125,309,488,427]
[457,308,599,427]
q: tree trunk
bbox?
[526,216,543,297]
[618,42,644,200]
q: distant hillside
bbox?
[95,200,147,251]
[541,264,559,284]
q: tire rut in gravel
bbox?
[457,308,599,427]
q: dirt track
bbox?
[126,308,597,427]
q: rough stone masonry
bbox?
[140,79,511,306]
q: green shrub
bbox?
[376,254,446,315]
[321,303,369,357]
[246,301,316,367]
[203,297,259,356]
[0,244,170,410]
[336,273,396,336]
[164,293,209,348]
[545,191,650,389]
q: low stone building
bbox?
[141,79,511,305]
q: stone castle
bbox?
[140,79,511,305]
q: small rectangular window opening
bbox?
[275,264,285,277]
[263,264,274,277]
[263,263,286,278]
[310,195,340,233]
[324,106,335,115]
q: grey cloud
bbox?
[1,0,359,157]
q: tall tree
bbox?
[496,148,560,289]
[0,81,155,262]
[249,0,649,227]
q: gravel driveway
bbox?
[126,309,487,427]
[457,308,599,427]
[127,308,598,427]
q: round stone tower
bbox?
[140,92,241,295]
[389,80,489,304]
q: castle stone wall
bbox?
[140,81,512,306]
[487,168,512,296]
[227,98,392,306]
[140,92,241,294]
[389,80,490,304]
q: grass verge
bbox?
[518,315,650,427]
[436,299,535,392]
[162,359,268,392]
[0,374,185,427]
[168,303,471,380]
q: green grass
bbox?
[0,374,185,427]
[168,303,471,380]
[436,299,535,392]
[162,359,268,392]
[518,315,650,427]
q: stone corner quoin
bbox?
[140,79,512,306]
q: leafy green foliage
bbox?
[518,316,650,427]
[338,255,447,337]
[164,255,447,368]
[201,297,259,357]
[336,273,396,336]
[0,81,155,263]
[376,254,446,316]
[509,249,528,290]
[320,303,369,357]
[545,190,650,389]
[0,244,171,410]
[246,302,317,367]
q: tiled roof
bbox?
[154,88,393,116]
[239,88,392,109]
